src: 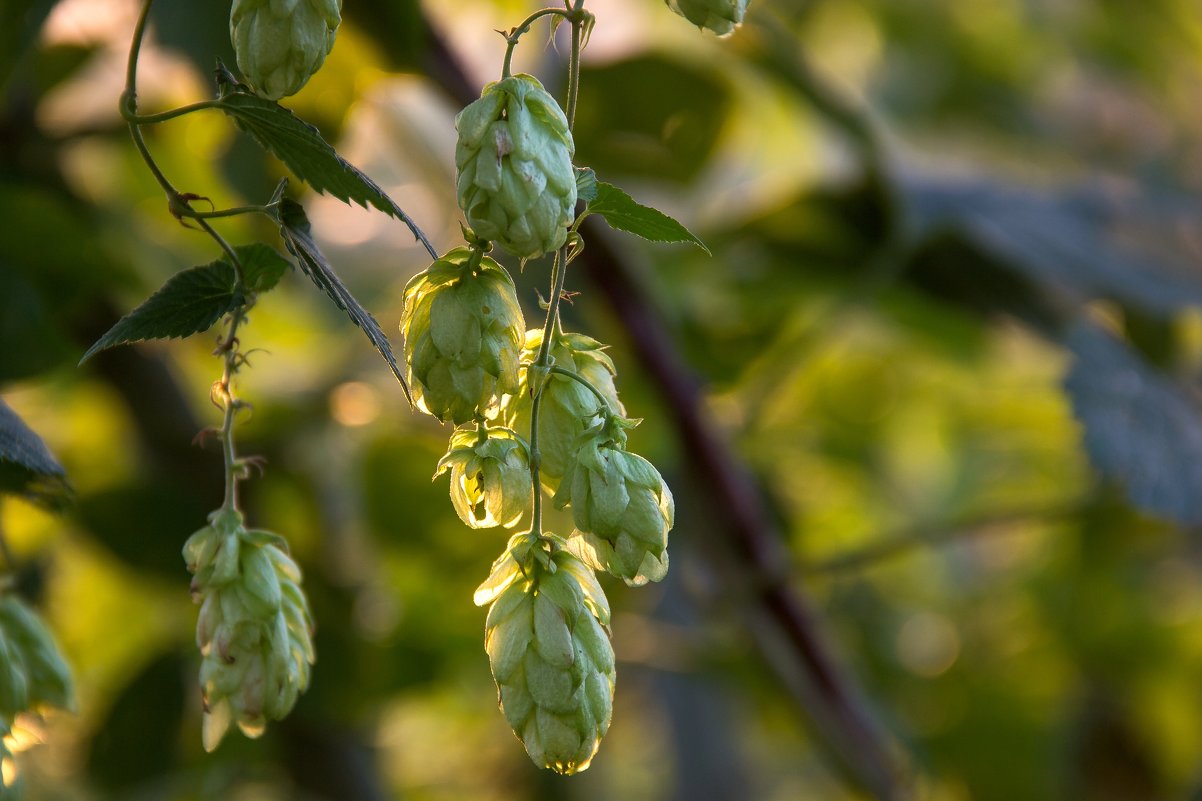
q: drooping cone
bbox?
[184,509,315,751]
[436,425,531,529]
[665,0,748,35]
[402,247,525,425]
[503,329,624,491]
[554,415,674,586]
[230,0,342,100]
[475,534,614,775]
[0,597,74,714]
[456,74,577,260]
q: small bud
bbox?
[401,248,525,424]
[665,0,748,35]
[456,74,577,259]
[230,0,342,100]
[436,426,531,529]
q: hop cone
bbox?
[0,597,74,716]
[435,426,531,529]
[184,509,315,751]
[230,0,341,100]
[504,329,624,491]
[554,416,674,586]
[456,74,577,259]
[476,535,614,774]
[401,247,525,425]
[665,0,748,35]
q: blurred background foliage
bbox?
[2,0,1202,799]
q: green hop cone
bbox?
[665,0,748,35]
[503,329,624,491]
[435,426,531,529]
[554,415,674,586]
[185,512,315,751]
[401,247,525,425]
[476,534,614,775]
[456,74,577,259]
[0,597,74,714]
[230,0,342,100]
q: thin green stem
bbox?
[501,7,572,79]
[121,99,222,125]
[549,366,610,414]
[564,8,584,128]
[217,309,247,512]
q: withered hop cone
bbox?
[183,508,315,751]
[230,0,342,100]
[402,247,525,425]
[455,74,577,260]
[554,414,674,587]
[436,425,531,529]
[503,329,624,491]
[475,534,615,775]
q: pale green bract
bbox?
[554,415,674,586]
[230,0,342,101]
[436,426,532,529]
[503,329,624,491]
[477,534,615,775]
[455,74,577,260]
[665,0,748,35]
[401,247,525,425]
[183,508,314,751]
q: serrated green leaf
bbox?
[0,399,69,511]
[234,243,291,293]
[79,261,241,364]
[214,79,436,257]
[588,182,709,254]
[276,198,412,401]
[575,168,598,204]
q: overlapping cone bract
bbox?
[477,535,614,775]
[0,594,74,725]
[665,0,748,35]
[230,0,342,100]
[504,329,624,490]
[555,419,674,586]
[402,248,525,425]
[456,74,577,259]
[436,426,531,529]
[184,510,314,751]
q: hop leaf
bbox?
[230,0,342,100]
[436,426,531,529]
[184,512,315,751]
[456,74,577,259]
[503,329,624,490]
[554,416,674,586]
[401,247,525,425]
[665,0,748,35]
[480,536,614,774]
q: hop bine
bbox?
[230,0,342,100]
[401,247,525,425]
[183,508,315,751]
[475,534,615,774]
[455,74,577,260]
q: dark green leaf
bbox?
[215,78,436,257]
[276,198,412,400]
[0,399,69,511]
[575,167,598,203]
[1064,321,1202,525]
[235,243,291,293]
[589,182,710,254]
[79,260,241,364]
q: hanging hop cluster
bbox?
[0,594,75,799]
[401,247,526,425]
[664,0,748,35]
[230,0,342,100]
[183,508,315,751]
[475,534,614,775]
[455,74,578,260]
[504,329,624,490]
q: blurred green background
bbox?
[3,0,1202,799]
